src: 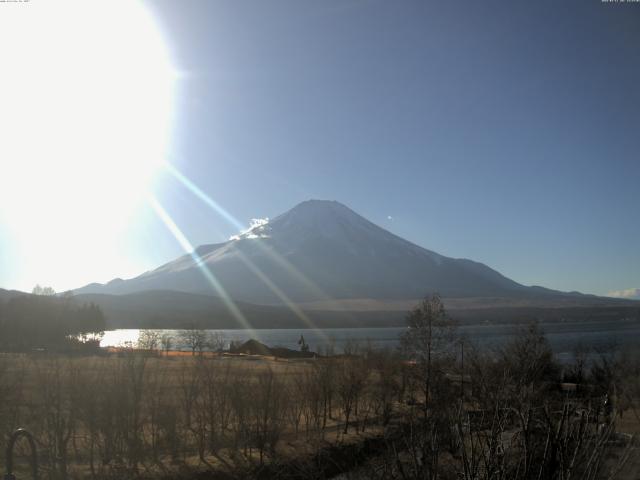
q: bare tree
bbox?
[178,357,204,462]
[301,364,323,438]
[205,331,225,352]
[32,356,78,478]
[400,294,457,413]
[0,355,24,456]
[336,356,369,434]
[315,358,336,433]
[179,329,208,356]
[252,368,286,465]
[160,333,173,356]
[286,367,307,436]
[369,348,401,426]
[138,329,161,352]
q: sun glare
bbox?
[0,0,174,291]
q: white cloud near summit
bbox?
[229,218,270,241]
[607,287,640,299]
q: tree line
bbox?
[0,290,106,351]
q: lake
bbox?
[101,317,640,361]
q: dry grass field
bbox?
[0,350,399,479]
[1,317,639,480]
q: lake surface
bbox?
[101,318,640,361]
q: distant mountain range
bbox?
[2,200,637,329]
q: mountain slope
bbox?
[75,199,569,304]
[0,288,29,302]
[73,290,409,329]
[73,289,640,330]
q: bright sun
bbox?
[0,0,175,291]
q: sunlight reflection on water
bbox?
[99,319,640,359]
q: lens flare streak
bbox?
[147,194,255,334]
[165,163,335,302]
[164,163,347,332]
[164,162,246,232]
[232,247,327,336]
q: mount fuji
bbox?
[76,200,585,305]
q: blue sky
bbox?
[1,0,639,296]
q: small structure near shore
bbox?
[229,338,316,359]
